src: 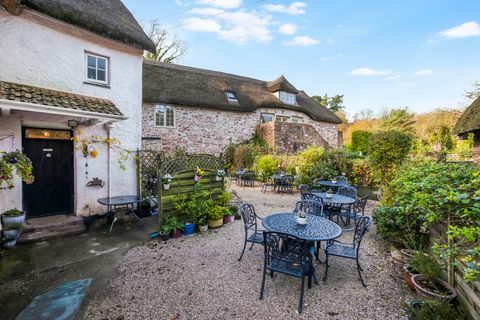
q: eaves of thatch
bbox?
[454,97,480,135]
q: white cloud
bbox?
[439,21,480,39]
[351,68,391,76]
[189,7,223,15]
[196,0,242,9]
[278,23,298,35]
[264,2,306,15]
[320,54,342,61]
[183,17,222,32]
[283,35,319,46]
[412,69,433,76]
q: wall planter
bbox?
[1,210,26,226]
[223,215,235,224]
[183,223,196,236]
[208,218,223,229]
[163,184,170,190]
[411,274,457,301]
[170,228,183,239]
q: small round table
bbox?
[262,212,342,241]
[316,180,350,188]
[312,192,356,206]
[97,195,146,233]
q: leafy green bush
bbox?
[224,133,271,170]
[254,155,278,178]
[409,252,442,279]
[208,206,227,220]
[350,130,372,155]
[351,159,373,186]
[410,299,465,320]
[172,184,213,226]
[369,130,412,186]
[295,147,339,184]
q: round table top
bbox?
[97,195,144,206]
[262,212,342,241]
[312,192,356,205]
[316,180,350,187]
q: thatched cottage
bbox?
[454,96,480,163]
[0,0,154,221]
[142,61,342,155]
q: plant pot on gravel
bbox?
[2,209,26,226]
[223,207,235,224]
[404,264,418,292]
[170,228,183,238]
[411,274,457,301]
[198,225,208,233]
[183,222,196,236]
[207,206,225,229]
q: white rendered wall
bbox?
[0,9,143,216]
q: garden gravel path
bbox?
[84,185,413,320]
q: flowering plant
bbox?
[216,169,225,177]
[195,167,204,176]
[162,173,173,184]
[0,150,34,189]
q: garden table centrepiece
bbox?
[97,195,146,233]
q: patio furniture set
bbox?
[238,177,370,313]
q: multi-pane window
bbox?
[225,90,238,102]
[291,116,303,123]
[85,53,108,85]
[278,91,296,105]
[262,113,274,123]
[275,115,290,122]
[154,105,175,127]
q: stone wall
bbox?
[142,104,340,155]
[264,122,330,154]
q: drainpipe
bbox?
[104,122,115,199]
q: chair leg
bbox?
[323,254,329,282]
[238,240,247,261]
[315,241,323,263]
[298,276,305,313]
[259,264,267,300]
[357,259,366,287]
[249,242,255,250]
[270,270,274,278]
[307,272,312,288]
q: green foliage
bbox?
[254,155,278,178]
[351,159,373,186]
[172,184,213,226]
[216,190,232,207]
[369,130,412,186]
[410,299,465,320]
[350,130,372,155]
[208,205,228,220]
[5,223,23,231]
[452,132,474,160]
[409,252,442,279]
[311,94,345,112]
[224,133,270,170]
[295,147,338,184]
[2,208,23,216]
[379,161,480,282]
[427,125,453,152]
[380,108,416,135]
[160,216,184,234]
[0,151,34,190]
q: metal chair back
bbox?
[337,186,357,199]
[240,203,259,232]
[301,192,324,204]
[334,176,349,184]
[353,195,368,215]
[263,231,309,267]
[294,200,324,217]
[298,184,311,195]
[353,216,371,251]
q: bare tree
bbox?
[143,20,187,63]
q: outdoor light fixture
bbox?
[67,120,78,128]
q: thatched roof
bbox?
[266,75,298,94]
[2,0,155,52]
[454,97,480,134]
[0,80,123,116]
[143,61,342,124]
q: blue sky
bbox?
[124,0,480,118]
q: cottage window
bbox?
[291,116,303,123]
[278,91,296,105]
[85,53,109,85]
[262,113,274,123]
[276,115,290,123]
[225,90,238,102]
[155,105,175,127]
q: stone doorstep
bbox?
[18,224,86,243]
[18,214,87,243]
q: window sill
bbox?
[83,81,110,89]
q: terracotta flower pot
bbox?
[403,265,417,291]
[207,218,223,229]
[223,215,235,224]
[400,249,417,263]
[411,274,457,301]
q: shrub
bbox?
[350,130,372,155]
[296,147,339,184]
[369,130,412,186]
[410,299,465,320]
[351,159,373,186]
[208,206,227,220]
[254,155,278,178]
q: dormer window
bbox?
[277,91,296,105]
[225,90,238,102]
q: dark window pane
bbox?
[97,58,106,70]
[97,69,106,81]
[87,55,96,68]
[87,67,96,79]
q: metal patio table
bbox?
[97,195,146,232]
[312,192,356,206]
[316,180,350,188]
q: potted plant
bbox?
[194,166,204,182]
[1,150,34,190]
[325,189,334,199]
[223,207,235,224]
[165,216,184,238]
[408,299,463,319]
[3,223,23,240]
[410,254,457,301]
[162,173,173,190]
[207,206,224,228]
[158,224,173,241]
[296,208,308,225]
[216,169,225,182]
[2,208,26,225]
[2,236,17,248]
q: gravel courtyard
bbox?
[84,186,413,320]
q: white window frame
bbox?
[291,116,303,123]
[85,52,109,85]
[225,90,238,102]
[154,104,175,128]
[276,115,290,123]
[261,113,274,123]
[278,91,296,105]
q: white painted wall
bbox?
[0,9,143,216]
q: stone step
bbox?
[22,215,85,234]
[18,223,86,243]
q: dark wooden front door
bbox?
[22,128,74,218]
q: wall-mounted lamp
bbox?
[68,120,79,128]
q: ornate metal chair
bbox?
[301,192,323,204]
[293,200,324,218]
[240,171,255,188]
[277,175,294,194]
[260,231,316,313]
[334,176,349,185]
[337,186,357,199]
[323,216,371,287]
[238,203,264,261]
[298,184,311,195]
